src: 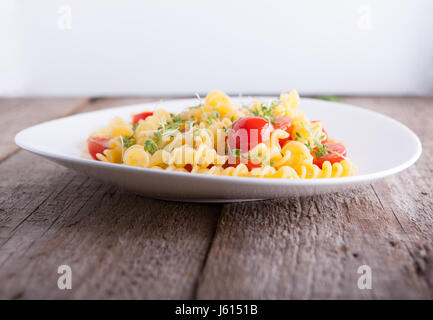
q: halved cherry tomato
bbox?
[87,136,111,160]
[132,111,153,124]
[227,116,273,152]
[224,157,262,171]
[272,116,293,148]
[312,143,347,169]
[311,120,328,144]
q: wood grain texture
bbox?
[196,97,433,299]
[0,98,221,299]
[0,98,89,162]
[74,97,160,114]
[0,96,432,299]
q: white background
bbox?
[1,0,433,97]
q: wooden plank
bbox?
[196,97,433,299]
[0,98,222,299]
[1,96,432,299]
[344,97,433,293]
[73,97,160,114]
[0,98,89,162]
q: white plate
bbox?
[15,98,422,202]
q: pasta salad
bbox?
[86,90,357,179]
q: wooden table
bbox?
[0,97,432,300]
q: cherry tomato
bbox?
[227,116,273,152]
[311,120,328,144]
[312,143,347,169]
[87,137,111,160]
[224,157,262,171]
[272,116,293,148]
[273,116,292,131]
[132,111,153,124]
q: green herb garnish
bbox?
[206,116,213,125]
[315,95,342,102]
[123,135,136,148]
[143,140,158,155]
[312,143,329,159]
[154,131,162,142]
[212,109,220,119]
[249,99,280,123]
[295,129,330,159]
[250,108,260,116]
[231,148,242,158]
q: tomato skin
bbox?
[225,156,262,171]
[313,143,347,169]
[227,116,273,152]
[87,137,111,160]
[132,111,153,124]
[272,116,293,148]
[273,116,292,131]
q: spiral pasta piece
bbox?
[205,90,234,116]
[269,129,289,161]
[167,145,227,168]
[320,160,358,178]
[123,145,151,167]
[135,109,172,144]
[276,141,314,168]
[109,117,133,138]
[221,164,249,177]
